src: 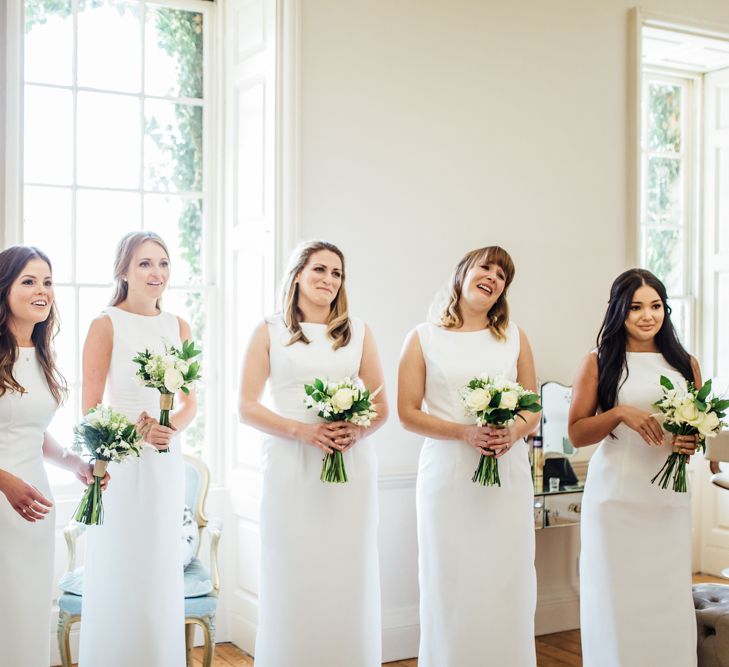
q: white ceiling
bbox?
[643,26,729,73]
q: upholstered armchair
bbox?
[57,455,223,667]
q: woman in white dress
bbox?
[239,240,387,667]
[398,245,539,667]
[78,232,197,667]
[568,269,700,667]
[0,245,104,666]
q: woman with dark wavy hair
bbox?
[568,268,700,667]
[399,245,540,666]
[0,245,103,666]
[239,240,387,666]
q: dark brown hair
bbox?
[280,240,351,350]
[0,246,67,403]
[440,246,515,340]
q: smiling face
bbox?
[624,284,665,347]
[295,250,343,311]
[7,258,54,331]
[459,253,507,314]
[124,240,170,301]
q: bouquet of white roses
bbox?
[132,340,202,453]
[72,405,144,525]
[651,375,728,492]
[461,375,542,486]
[304,377,380,483]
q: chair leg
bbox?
[185,621,195,667]
[199,618,214,667]
[57,611,77,667]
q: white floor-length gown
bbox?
[79,307,185,667]
[415,321,537,667]
[0,349,58,666]
[580,352,696,667]
[254,315,381,667]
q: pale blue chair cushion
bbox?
[58,592,82,615]
[59,558,213,599]
[181,505,199,568]
[185,595,218,618]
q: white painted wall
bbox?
[295,0,729,657]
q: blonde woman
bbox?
[398,246,539,666]
[78,232,196,667]
[240,240,387,667]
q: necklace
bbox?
[19,347,34,362]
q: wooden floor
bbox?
[74,574,728,667]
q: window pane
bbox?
[25,0,73,85]
[144,100,203,192]
[77,91,141,188]
[646,157,682,226]
[647,82,681,153]
[145,7,203,99]
[24,85,73,185]
[53,286,77,384]
[144,195,202,286]
[45,396,80,485]
[645,228,683,294]
[76,189,141,284]
[163,288,205,456]
[24,186,73,283]
[78,287,114,356]
[78,0,142,93]
[717,274,729,383]
[667,298,690,348]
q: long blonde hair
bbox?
[280,240,351,350]
[109,231,171,308]
[440,246,515,341]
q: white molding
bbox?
[535,586,581,636]
[638,8,729,41]
[382,604,420,662]
[274,0,301,283]
[627,7,642,267]
[4,0,23,246]
[378,471,417,491]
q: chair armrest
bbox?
[206,516,223,595]
[63,522,86,573]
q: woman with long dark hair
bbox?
[568,268,699,667]
[239,240,387,666]
[78,231,196,667]
[0,245,103,666]
[398,246,539,666]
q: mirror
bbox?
[540,381,575,458]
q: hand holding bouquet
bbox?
[461,375,541,486]
[132,340,202,452]
[72,405,144,525]
[304,377,380,483]
[651,375,728,492]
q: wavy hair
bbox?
[439,246,515,341]
[109,231,170,307]
[280,240,351,350]
[596,268,693,413]
[0,246,67,404]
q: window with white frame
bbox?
[21,0,214,486]
[639,70,696,349]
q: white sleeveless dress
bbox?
[415,321,537,666]
[0,350,58,666]
[254,315,381,667]
[580,352,696,666]
[79,307,186,667]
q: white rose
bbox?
[163,355,177,371]
[499,390,519,410]
[675,398,701,426]
[163,368,185,393]
[465,388,492,412]
[697,411,720,437]
[175,359,190,374]
[331,388,356,412]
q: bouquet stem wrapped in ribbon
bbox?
[132,340,202,453]
[72,405,144,525]
[651,375,728,492]
[461,375,542,487]
[304,377,380,483]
